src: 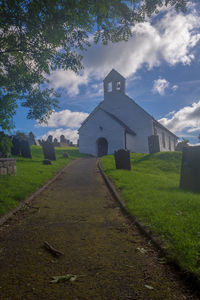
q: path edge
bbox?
[97,158,200,291]
[0,158,81,226]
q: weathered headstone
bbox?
[20,139,32,158]
[28,132,36,146]
[60,135,67,143]
[47,135,53,143]
[11,136,22,156]
[114,149,131,170]
[63,152,69,158]
[148,135,160,154]
[53,138,60,147]
[180,146,200,192]
[42,141,56,161]
[43,159,52,165]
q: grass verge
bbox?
[0,146,86,216]
[101,152,200,278]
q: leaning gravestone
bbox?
[20,139,32,158]
[42,141,56,161]
[148,135,160,154]
[180,146,200,192]
[114,149,131,170]
[11,136,22,156]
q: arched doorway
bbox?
[97,138,108,157]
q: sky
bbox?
[13,3,200,145]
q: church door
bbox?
[97,138,108,157]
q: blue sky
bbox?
[13,4,200,145]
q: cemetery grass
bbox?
[0,146,85,217]
[101,152,200,278]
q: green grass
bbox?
[102,152,200,278]
[0,146,85,216]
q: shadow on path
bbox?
[0,157,197,300]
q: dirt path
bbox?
[0,157,198,300]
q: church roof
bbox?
[103,69,125,82]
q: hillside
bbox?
[102,152,200,278]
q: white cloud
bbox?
[172,85,178,91]
[158,100,200,134]
[49,70,88,97]
[83,8,200,78]
[42,128,79,144]
[38,109,89,129]
[152,78,169,95]
[46,8,200,96]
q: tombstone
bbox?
[11,136,22,156]
[20,139,32,158]
[43,159,52,165]
[42,141,56,161]
[47,135,53,143]
[53,138,60,147]
[63,152,69,158]
[28,132,36,146]
[114,149,131,170]
[180,146,200,192]
[148,135,160,154]
[60,135,67,143]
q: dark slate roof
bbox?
[100,108,136,136]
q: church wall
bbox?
[155,125,176,152]
[79,109,125,156]
[101,93,154,153]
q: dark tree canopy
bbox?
[0,0,187,130]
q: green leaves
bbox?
[0,0,188,130]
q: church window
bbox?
[162,132,165,147]
[169,136,171,150]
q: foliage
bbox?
[0,131,12,157]
[0,0,187,130]
[175,138,189,151]
[0,145,86,216]
[102,152,200,278]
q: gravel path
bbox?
[0,157,198,300]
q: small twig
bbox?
[43,241,64,257]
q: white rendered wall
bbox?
[155,125,176,151]
[79,109,125,156]
[101,93,154,153]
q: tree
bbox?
[175,138,189,151]
[0,0,187,130]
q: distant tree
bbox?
[175,138,189,151]
[198,134,200,142]
[0,0,187,130]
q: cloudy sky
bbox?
[14,4,200,144]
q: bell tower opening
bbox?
[103,69,126,97]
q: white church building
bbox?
[78,69,178,157]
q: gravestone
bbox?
[20,139,32,158]
[47,135,53,143]
[11,136,22,156]
[53,138,60,147]
[43,159,51,165]
[42,141,56,161]
[148,135,160,154]
[114,149,131,170]
[60,135,67,143]
[63,152,69,158]
[180,146,200,192]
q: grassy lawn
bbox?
[102,152,200,278]
[0,146,85,217]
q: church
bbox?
[78,69,178,157]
